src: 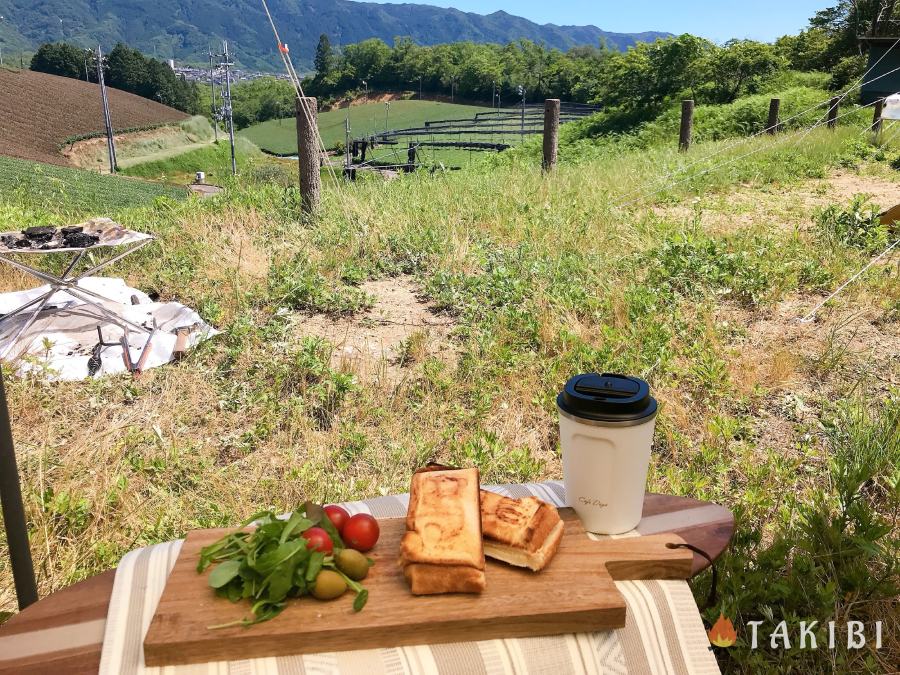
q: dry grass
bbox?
[0,129,897,672]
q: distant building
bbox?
[167,59,175,70]
[861,38,900,103]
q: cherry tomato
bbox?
[303,527,333,554]
[323,504,350,534]
[342,513,380,552]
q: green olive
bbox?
[311,570,347,600]
[335,548,370,581]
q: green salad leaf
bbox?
[198,503,372,628]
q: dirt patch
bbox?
[63,125,205,171]
[652,169,900,235]
[293,276,457,384]
[722,293,899,453]
[322,92,408,111]
[792,170,900,212]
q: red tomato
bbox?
[343,514,380,552]
[303,527,333,554]
[323,505,350,534]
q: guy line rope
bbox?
[259,0,358,223]
[797,238,899,323]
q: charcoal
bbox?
[63,232,99,248]
[61,226,84,235]
[22,226,55,243]
[12,239,32,248]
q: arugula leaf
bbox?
[352,589,369,612]
[279,512,314,543]
[208,559,242,588]
[306,551,325,582]
[303,501,324,526]
[317,511,345,549]
[199,504,372,628]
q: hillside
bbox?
[0,0,670,70]
[0,68,188,166]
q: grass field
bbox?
[0,120,898,672]
[240,100,495,155]
[0,155,187,219]
[121,136,268,184]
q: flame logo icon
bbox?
[707,614,737,648]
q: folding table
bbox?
[0,223,154,360]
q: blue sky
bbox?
[366,1,830,42]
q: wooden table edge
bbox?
[0,493,735,674]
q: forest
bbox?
[29,42,202,114]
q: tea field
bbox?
[239,100,495,155]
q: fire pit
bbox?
[0,218,155,360]
[0,218,137,254]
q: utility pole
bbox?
[518,85,526,136]
[208,49,219,142]
[344,115,351,176]
[385,101,391,133]
[219,41,237,176]
[362,79,368,104]
[96,45,117,174]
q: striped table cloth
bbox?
[94,481,720,674]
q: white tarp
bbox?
[0,277,217,380]
[882,93,900,120]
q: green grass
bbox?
[0,155,187,220]
[120,137,266,183]
[1,115,898,671]
[239,100,495,155]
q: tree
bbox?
[30,42,86,80]
[775,29,833,71]
[701,40,784,103]
[806,0,900,68]
[314,34,334,79]
[105,43,146,94]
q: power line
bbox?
[798,238,899,323]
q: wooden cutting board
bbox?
[143,509,693,667]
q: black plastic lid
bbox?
[557,373,657,424]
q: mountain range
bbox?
[0,0,670,71]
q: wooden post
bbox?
[766,98,781,135]
[296,96,320,213]
[542,98,560,171]
[827,96,840,130]
[679,100,694,152]
[873,98,885,136]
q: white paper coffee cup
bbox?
[557,373,658,534]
